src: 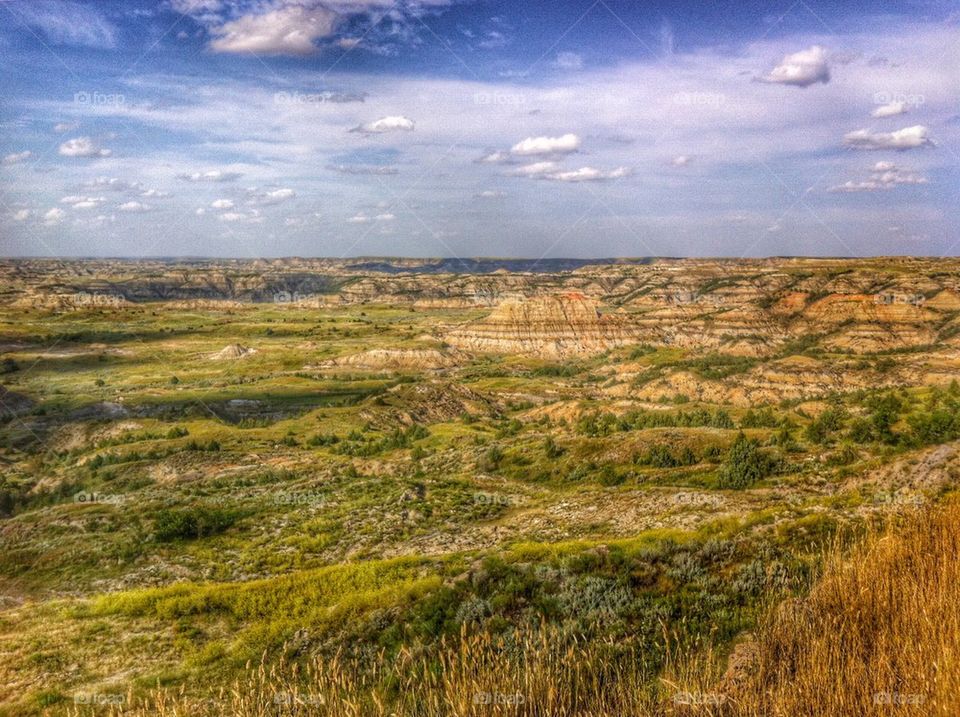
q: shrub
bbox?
[803,406,847,445]
[154,507,240,542]
[480,445,504,472]
[718,432,778,489]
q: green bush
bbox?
[154,506,240,542]
[717,432,778,489]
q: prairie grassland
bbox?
[68,501,959,717]
[5,262,960,716]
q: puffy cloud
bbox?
[217,209,263,223]
[53,122,78,133]
[177,170,243,182]
[2,151,32,165]
[60,195,106,209]
[671,155,693,167]
[117,201,152,212]
[82,177,141,191]
[211,199,235,209]
[210,5,338,56]
[509,161,560,177]
[327,164,399,175]
[58,137,111,157]
[540,166,630,182]
[347,211,395,224]
[477,151,510,164]
[140,188,171,198]
[350,115,415,134]
[828,162,928,192]
[11,209,31,221]
[508,160,628,182]
[843,125,934,150]
[872,100,908,118]
[255,188,296,205]
[759,45,830,87]
[510,133,580,156]
[43,207,66,225]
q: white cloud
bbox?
[211,199,235,209]
[140,188,171,198]
[475,190,505,198]
[43,207,65,225]
[217,209,263,223]
[477,151,510,164]
[510,133,580,156]
[11,209,31,221]
[351,115,415,134]
[58,137,111,158]
[541,166,630,182]
[171,0,222,15]
[843,125,934,150]
[872,100,908,118]
[2,151,32,165]
[374,212,395,221]
[508,160,628,182]
[255,188,296,205]
[60,195,106,209]
[53,122,78,133]
[347,213,371,223]
[759,45,830,87]
[210,5,338,56]
[510,161,560,177]
[83,177,141,191]
[828,162,928,192]
[671,155,693,167]
[118,201,152,212]
[177,170,243,182]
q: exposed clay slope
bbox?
[319,348,463,372]
[446,293,642,357]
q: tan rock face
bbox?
[320,348,462,372]
[446,293,642,358]
[208,344,257,360]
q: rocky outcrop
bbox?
[446,293,642,357]
[319,348,463,372]
[208,344,257,360]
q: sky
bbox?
[0,0,958,258]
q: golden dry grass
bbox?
[731,500,960,717]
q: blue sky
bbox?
[0,0,958,258]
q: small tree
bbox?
[718,431,776,488]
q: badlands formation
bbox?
[446,292,642,357]
[4,256,960,715]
